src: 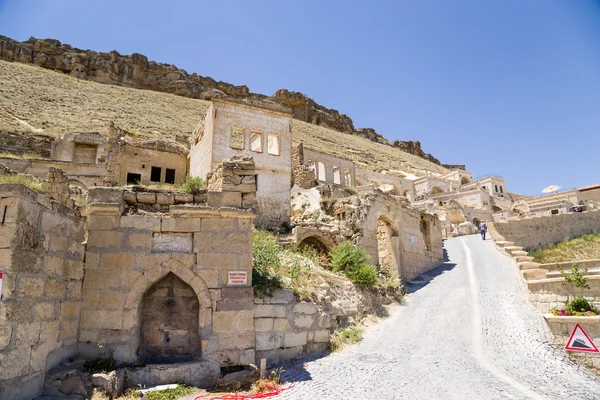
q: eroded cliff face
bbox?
[0,35,456,167]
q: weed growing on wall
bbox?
[329,326,363,351]
[179,175,205,195]
[0,174,48,194]
[252,230,284,298]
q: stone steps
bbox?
[511,250,529,257]
[515,255,534,263]
[495,241,514,248]
[522,268,547,280]
[518,261,541,271]
[504,246,524,255]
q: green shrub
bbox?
[180,176,205,195]
[146,384,194,400]
[345,186,357,195]
[330,241,368,273]
[252,230,283,297]
[565,297,593,313]
[330,326,363,351]
[83,345,115,373]
[346,263,378,287]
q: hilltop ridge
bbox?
[0,35,461,169]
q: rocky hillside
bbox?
[0,60,450,177]
[0,35,460,169]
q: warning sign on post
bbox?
[228,271,248,285]
[565,323,599,353]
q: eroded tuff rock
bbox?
[0,35,454,167]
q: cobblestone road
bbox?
[276,235,600,399]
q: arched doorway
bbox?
[298,235,332,265]
[140,272,201,363]
[377,217,401,279]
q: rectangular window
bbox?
[267,133,280,155]
[344,169,352,187]
[126,173,141,185]
[250,131,263,152]
[333,166,341,185]
[500,186,504,193]
[495,184,498,192]
[165,168,176,184]
[230,126,244,150]
[150,166,162,182]
[317,162,326,182]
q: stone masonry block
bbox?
[152,233,192,253]
[87,215,119,231]
[294,302,317,315]
[101,253,134,270]
[171,253,197,269]
[136,192,156,204]
[211,233,251,253]
[256,332,283,351]
[294,314,315,329]
[213,311,236,333]
[156,193,175,206]
[284,331,307,348]
[87,231,124,249]
[280,346,304,362]
[123,191,137,204]
[254,289,294,304]
[175,194,194,204]
[127,232,153,250]
[18,277,45,298]
[193,232,212,253]
[197,254,238,270]
[197,270,219,289]
[202,218,237,232]
[217,287,254,311]
[161,217,201,232]
[273,318,291,331]
[83,270,121,290]
[235,310,254,331]
[313,329,331,343]
[120,215,161,231]
[254,305,287,318]
[207,191,242,208]
[255,318,274,332]
[217,332,255,350]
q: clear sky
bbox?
[1,0,599,196]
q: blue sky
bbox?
[1,0,599,196]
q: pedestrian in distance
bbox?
[479,220,488,240]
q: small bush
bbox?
[565,297,593,313]
[146,384,194,400]
[346,264,378,287]
[330,327,363,351]
[330,241,368,273]
[252,230,283,298]
[84,345,115,373]
[180,176,205,195]
[345,186,357,195]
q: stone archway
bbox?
[140,272,201,363]
[377,216,401,279]
[123,259,212,363]
[299,236,330,255]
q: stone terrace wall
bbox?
[0,184,85,400]
[544,316,600,376]
[254,290,333,366]
[494,210,600,250]
[79,188,256,367]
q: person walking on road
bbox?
[479,220,488,240]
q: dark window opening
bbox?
[127,173,142,185]
[500,186,504,193]
[142,164,146,169]
[151,166,162,182]
[165,169,176,184]
[495,184,498,192]
[551,209,559,215]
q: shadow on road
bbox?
[404,244,456,294]
[278,351,329,384]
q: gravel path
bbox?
[275,235,600,399]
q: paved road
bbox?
[277,235,600,399]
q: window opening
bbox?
[165,169,176,184]
[127,173,142,185]
[333,166,341,185]
[495,184,498,192]
[250,131,263,152]
[500,186,504,193]
[230,126,244,150]
[317,162,326,182]
[267,133,280,155]
[151,167,162,183]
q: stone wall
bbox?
[494,210,600,250]
[291,144,316,189]
[544,316,600,376]
[356,192,444,281]
[206,156,257,210]
[79,189,256,367]
[0,184,85,400]
[302,147,355,188]
[254,290,332,366]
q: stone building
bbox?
[189,99,293,229]
[300,147,355,188]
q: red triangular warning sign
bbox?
[565,323,599,353]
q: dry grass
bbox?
[0,174,48,194]
[0,60,448,177]
[530,233,600,263]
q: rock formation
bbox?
[0,35,455,167]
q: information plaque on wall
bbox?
[228,271,248,285]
